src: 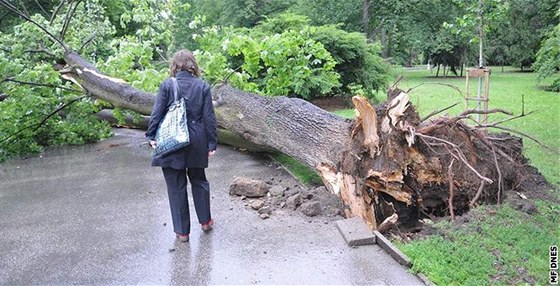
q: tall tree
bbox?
[292,0,362,32]
[505,0,558,70]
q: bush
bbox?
[256,13,389,98]
[193,22,340,99]
[193,13,389,100]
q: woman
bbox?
[146,50,217,242]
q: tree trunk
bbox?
[59,52,541,230]
[380,28,387,59]
[362,0,371,37]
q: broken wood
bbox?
[377,213,398,234]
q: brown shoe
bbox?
[176,233,189,242]
[201,219,214,232]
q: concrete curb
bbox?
[416,273,437,286]
[373,230,435,286]
[373,230,412,267]
[335,217,376,246]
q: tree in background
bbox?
[505,0,558,70]
[291,0,362,33]
[533,22,560,91]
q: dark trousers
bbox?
[162,167,211,235]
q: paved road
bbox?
[0,129,423,285]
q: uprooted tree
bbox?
[62,50,547,230]
[1,1,550,231]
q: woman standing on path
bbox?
[145,50,217,242]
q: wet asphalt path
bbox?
[0,129,422,285]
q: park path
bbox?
[0,128,422,285]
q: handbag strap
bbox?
[171,77,180,102]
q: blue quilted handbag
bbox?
[153,77,190,158]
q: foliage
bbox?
[193,13,388,99]
[397,202,560,285]
[172,0,297,50]
[258,14,389,96]
[193,19,341,99]
[0,0,119,161]
[0,0,180,161]
[191,0,298,28]
[97,0,178,91]
[533,23,560,91]
[0,55,112,162]
[291,0,362,32]
[0,0,58,32]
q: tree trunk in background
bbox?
[59,51,541,231]
[380,28,387,58]
[362,0,371,38]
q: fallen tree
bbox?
[59,51,547,230]
[1,2,548,230]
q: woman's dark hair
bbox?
[170,49,201,77]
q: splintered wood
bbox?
[352,96,380,157]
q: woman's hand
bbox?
[149,140,157,149]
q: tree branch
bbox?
[60,0,82,42]
[0,95,87,144]
[16,0,30,17]
[421,102,460,122]
[448,158,455,221]
[33,0,49,17]
[460,108,513,117]
[0,0,68,51]
[78,32,97,53]
[50,0,66,24]
[2,77,82,93]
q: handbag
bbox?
[153,77,190,158]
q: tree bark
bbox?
[59,52,542,230]
[62,51,155,115]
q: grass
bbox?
[269,152,323,187]
[331,67,559,285]
[396,201,560,285]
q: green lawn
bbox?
[396,202,560,285]
[332,67,560,285]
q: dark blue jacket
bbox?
[145,71,217,169]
